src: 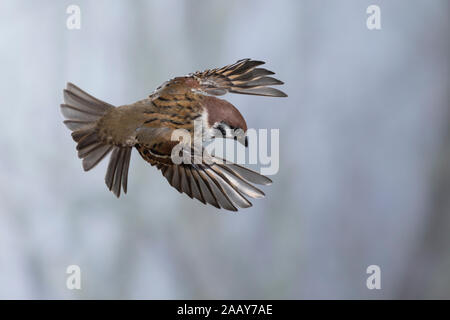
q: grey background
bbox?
[0,0,449,299]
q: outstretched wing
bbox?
[191,58,287,97]
[158,159,271,211]
[136,126,272,211]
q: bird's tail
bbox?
[60,83,132,197]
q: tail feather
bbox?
[66,82,114,110]
[63,90,108,116]
[61,83,132,197]
[78,141,104,158]
[105,146,132,197]
[62,119,94,131]
[82,144,113,171]
[71,127,93,143]
[60,104,100,122]
[76,131,100,151]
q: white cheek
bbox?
[192,109,212,142]
[206,128,219,140]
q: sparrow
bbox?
[60,59,287,211]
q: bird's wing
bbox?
[135,126,178,160]
[136,126,272,211]
[191,58,287,97]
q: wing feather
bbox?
[134,120,272,211]
[193,58,287,97]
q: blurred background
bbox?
[0,0,448,299]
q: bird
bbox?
[60,58,287,211]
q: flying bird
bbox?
[60,59,287,211]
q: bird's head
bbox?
[201,96,248,147]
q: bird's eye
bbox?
[217,125,226,137]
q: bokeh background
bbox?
[0,0,449,299]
